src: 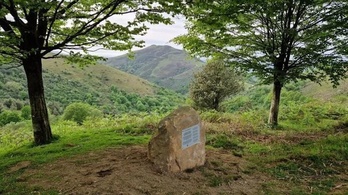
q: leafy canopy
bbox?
[190,60,242,110]
[62,102,102,124]
[0,0,183,63]
[175,0,348,86]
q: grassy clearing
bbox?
[0,114,159,194]
[260,135,348,194]
[0,115,159,168]
[202,106,348,194]
[1,99,347,194]
[0,132,149,194]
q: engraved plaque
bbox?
[182,124,200,149]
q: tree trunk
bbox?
[213,98,219,111]
[268,80,282,126]
[213,92,221,111]
[23,55,52,145]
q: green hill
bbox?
[301,79,348,103]
[43,58,155,95]
[0,58,184,115]
[105,45,205,94]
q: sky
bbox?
[89,17,187,58]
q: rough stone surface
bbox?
[148,106,205,172]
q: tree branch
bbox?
[42,49,64,59]
[46,0,66,48]
[6,0,26,32]
[43,0,129,54]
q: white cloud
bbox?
[138,18,186,47]
[90,16,187,58]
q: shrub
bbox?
[221,85,271,112]
[280,100,348,128]
[21,105,31,120]
[0,110,22,126]
[190,60,243,110]
[47,102,63,116]
[200,110,221,123]
[62,102,102,124]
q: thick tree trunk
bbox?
[23,55,52,145]
[268,80,282,126]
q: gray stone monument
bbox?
[148,106,205,172]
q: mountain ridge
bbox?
[105,45,204,94]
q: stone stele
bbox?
[148,106,205,172]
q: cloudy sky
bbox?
[91,17,187,57]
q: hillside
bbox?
[0,58,184,115]
[105,45,205,94]
[301,79,348,103]
[43,58,155,95]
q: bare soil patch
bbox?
[18,145,274,194]
[7,161,31,174]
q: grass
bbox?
[1,102,347,194]
[0,116,156,168]
[0,130,149,168]
[0,115,155,194]
[202,104,348,194]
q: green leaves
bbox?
[0,0,182,63]
[175,0,348,125]
[190,60,243,110]
[62,102,102,125]
[65,52,105,67]
[175,0,348,87]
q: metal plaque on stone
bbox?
[182,124,200,149]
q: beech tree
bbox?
[190,60,242,110]
[175,0,348,126]
[0,0,182,145]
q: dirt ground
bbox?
[13,145,275,195]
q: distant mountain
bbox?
[105,45,205,94]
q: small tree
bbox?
[62,102,102,125]
[190,60,242,110]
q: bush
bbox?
[62,102,102,124]
[221,85,271,112]
[21,105,31,120]
[190,60,243,110]
[0,110,22,126]
[278,100,348,130]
